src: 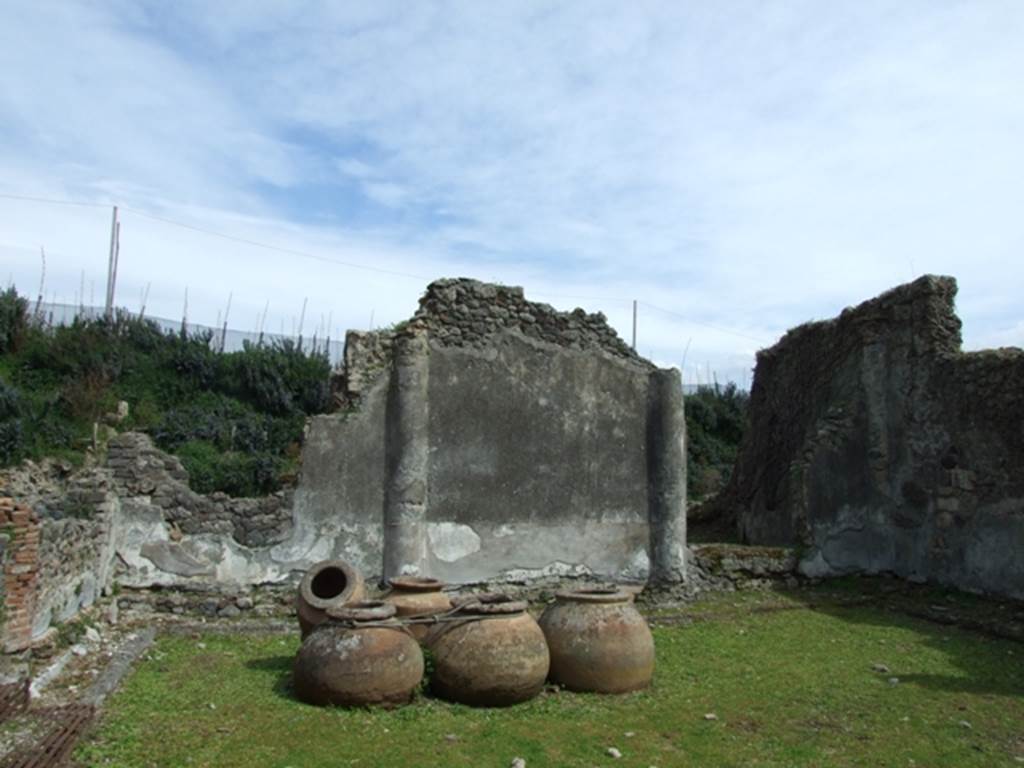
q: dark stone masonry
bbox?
[717,275,1024,600]
[338,278,646,409]
[106,433,293,549]
[412,278,641,358]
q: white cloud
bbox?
[1,0,1022,386]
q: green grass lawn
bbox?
[77,590,1024,768]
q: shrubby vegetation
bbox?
[685,382,749,500]
[0,287,330,495]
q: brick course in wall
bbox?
[0,498,40,653]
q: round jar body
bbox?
[293,621,423,707]
[538,589,654,693]
[295,559,365,639]
[426,597,549,707]
[382,577,451,642]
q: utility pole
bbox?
[220,292,233,352]
[139,282,150,320]
[180,287,189,338]
[631,300,637,350]
[34,246,46,319]
[104,205,120,319]
[297,297,308,352]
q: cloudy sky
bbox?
[1,1,1022,383]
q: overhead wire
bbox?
[639,301,770,345]
[119,206,433,283]
[0,190,768,346]
[0,192,110,209]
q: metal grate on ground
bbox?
[0,704,95,768]
[0,680,29,723]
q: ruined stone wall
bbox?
[0,433,304,638]
[106,434,293,549]
[719,275,1024,599]
[35,515,111,636]
[0,469,117,644]
[36,475,114,639]
[0,277,687,633]
[297,277,687,584]
[412,278,638,359]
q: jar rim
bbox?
[299,559,360,609]
[388,576,444,592]
[453,593,527,615]
[326,600,396,622]
[556,588,632,604]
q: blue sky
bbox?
[1,0,1022,383]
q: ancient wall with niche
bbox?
[717,275,1024,599]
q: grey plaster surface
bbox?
[423,330,660,582]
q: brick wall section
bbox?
[0,498,40,653]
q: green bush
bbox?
[218,340,330,417]
[176,440,283,497]
[0,289,332,496]
[0,379,25,463]
[0,287,28,354]
[686,383,749,500]
[0,378,20,420]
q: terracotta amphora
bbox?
[382,576,452,642]
[538,587,654,693]
[293,601,423,707]
[295,559,365,639]
[426,593,549,707]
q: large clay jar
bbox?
[539,588,654,693]
[293,601,423,707]
[426,594,549,707]
[295,559,365,639]
[382,577,452,643]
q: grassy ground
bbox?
[76,588,1024,768]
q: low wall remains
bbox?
[717,275,1024,599]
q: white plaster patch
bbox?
[623,548,650,580]
[499,561,592,581]
[428,522,482,562]
[798,550,831,579]
[494,524,516,538]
